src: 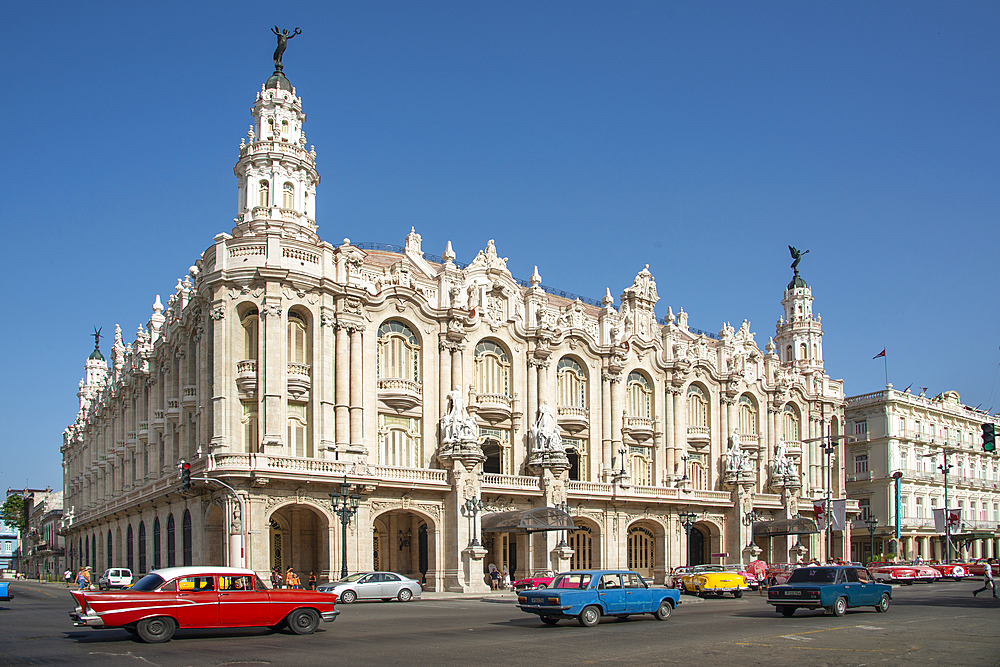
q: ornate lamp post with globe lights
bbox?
[864,514,879,565]
[329,477,361,579]
[679,511,699,567]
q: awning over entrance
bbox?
[481,507,576,534]
[752,517,820,538]
[952,532,997,541]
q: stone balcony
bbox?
[137,421,149,443]
[472,393,512,422]
[181,385,197,412]
[151,410,165,434]
[624,416,654,442]
[687,425,710,444]
[377,378,422,411]
[166,399,181,424]
[236,359,258,394]
[287,362,312,400]
[125,432,137,450]
[557,405,589,432]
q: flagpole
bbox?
[883,352,888,387]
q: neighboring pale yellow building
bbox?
[61,58,849,591]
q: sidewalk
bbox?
[420,589,518,602]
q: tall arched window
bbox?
[688,454,708,490]
[557,358,587,409]
[287,401,310,457]
[241,309,258,360]
[630,446,652,485]
[106,531,113,571]
[569,525,593,570]
[258,180,270,207]
[91,535,96,568]
[474,341,510,397]
[282,182,294,208]
[799,343,807,360]
[377,320,420,383]
[153,517,161,570]
[287,312,308,365]
[182,510,192,567]
[786,345,793,361]
[166,514,176,568]
[84,535,89,567]
[687,385,708,428]
[783,404,801,442]
[138,521,146,575]
[627,525,655,578]
[242,400,259,454]
[738,395,757,435]
[626,372,651,418]
[126,524,134,573]
[379,415,421,468]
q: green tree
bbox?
[1,494,27,533]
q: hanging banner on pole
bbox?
[831,499,846,531]
[813,501,827,530]
[932,508,961,534]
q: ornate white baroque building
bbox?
[845,387,1000,563]
[61,61,851,591]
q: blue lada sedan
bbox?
[767,565,891,617]
[517,570,681,627]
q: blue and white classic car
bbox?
[516,570,681,627]
[0,581,12,601]
[767,565,892,617]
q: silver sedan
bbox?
[317,572,422,603]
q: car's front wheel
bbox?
[578,605,601,627]
[832,596,847,617]
[653,600,672,621]
[339,590,357,604]
[136,616,176,643]
[287,608,320,635]
[398,588,413,602]
[875,593,890,613]
[537,584,548,589]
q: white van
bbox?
[98,568,133,590]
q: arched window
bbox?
[153,517,161,570]
[557,358,587,409]
[241,309,258,360]
[474,341,510,397]
[629,446,652,485]
[258,180,270,208]
[287,312,308,365]
[84,535,89,567]
[689,460,707,490]
[377,320,420,382]
[786,345,793,361]
[799,343,807,360]
[480,427,512,474]
[126,524,134,573]
[379,415,421,468]
[242,400,259,454]
[107,531,113,571]
[281,119,289,141]
[138,521,146,575]
[282,182,294,208]
[627,525,655,578]
[91,534,96,568]
[687,385,708,428]
[738,395,757,435]
[166,514,176,568]
[626,372,651,418]
[182,510,192,567]
[783,404,801,442]
[287,401,310,457]
[569,525,592,570]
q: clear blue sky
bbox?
[2,1,997,493]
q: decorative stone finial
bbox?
[442,240,456,264]
[602,288,614,307]
[152,295,163,315]
[530,266,541,288]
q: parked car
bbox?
[98,568,134,590]
[926,562,970,580]
[869,562,941,584]
[0,581,11,601]
[767,565,891,617]
[512,574,556,592]
[766,563,801,586]
[964,561,997,578]
[666,566,695,589]
[69,566,338,643]
[517,570,680,627]
[681,565,750,598]
[316,572,420,603]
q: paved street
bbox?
[2,579,999,667]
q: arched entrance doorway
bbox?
[372,510,435,584]
[627,524,655,578]
[205,503,225,565]
[568,522,595,570]
[268,504,330,581]
[688,526,706,565]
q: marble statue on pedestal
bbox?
[441,387,478,445]
[530,401,562,452]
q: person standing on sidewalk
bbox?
[973,558,997,598]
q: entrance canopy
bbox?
[752,517,820,539]
[481,507,576,534]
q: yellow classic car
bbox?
[681,565,750,598]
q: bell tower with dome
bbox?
[774,247,824,370]
[232,46,321,243]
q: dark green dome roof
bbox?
[89,348,105,361]
[265,71,293,92]
[787,274,808,290]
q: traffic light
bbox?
[984,424,996,453]
[181,460,192,490]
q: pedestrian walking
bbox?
[270,567,281,589]
[502,567,511,590]
[308,571,317,590]
[973,558,997,598]
[64,569,74,587]
[285,567,294,589]
[489,564,500,590]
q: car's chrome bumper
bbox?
[321,610,340,623]
[69,609,105,627]
[517,604,571,612]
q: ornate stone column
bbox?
[349,324,365,452]
[334,322,350,451]
[601,371,615,478]
[319,308,337,455]
[260,296,284,455]
[672,387,685,484]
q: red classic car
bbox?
[512,574,556,592]
[69,566,339,643]
[869,563,917,584]
[964,561,997,578]
[926,562,971,580]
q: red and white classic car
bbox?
[69,566,339,643]
[512,574,557,592]
[963,561,997,578]
[926,562,971,580]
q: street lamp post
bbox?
[864,514,878,564]
[329,477,361,580]
[464,497,484,547]
[554,501,570,548]
[678,511,698,567]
